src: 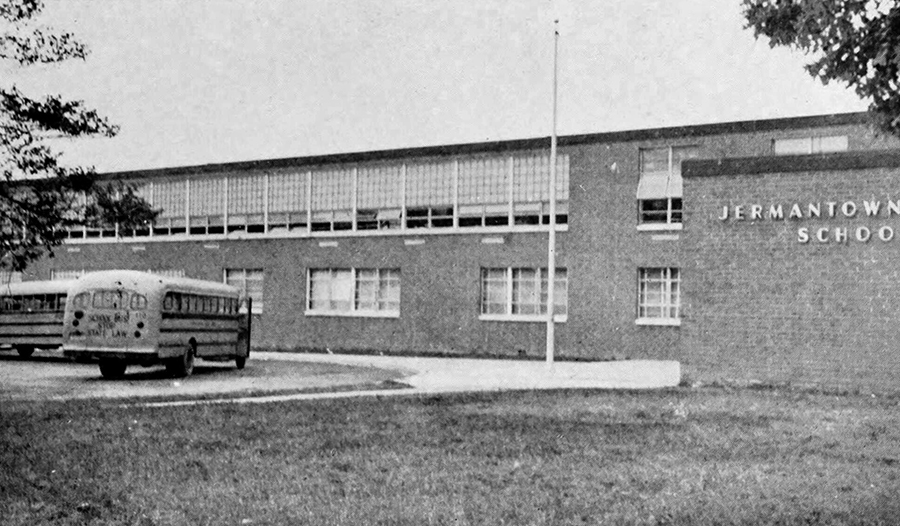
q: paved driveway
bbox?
[0,353,404,402]
[0,350,680,404]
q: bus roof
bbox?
[68,270,240,297]
[0,280,74,297]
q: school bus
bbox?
[1,280,73,357]
[62,270,251,379]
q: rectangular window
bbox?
[51,269,86,281]
[189,177,226,235]
[637,146,697,227]
[773,135,848,155]
[0,271,23,284]
[268,170,308,232]
[358,165,402,230]
[480,267,567,321]
[405,160,454,228]
[153,180,187,235]
[224,268,264,314]
[512,153,569,225]
[120,182,153,237]
[228,176,266,233]
[459,156,509,227]
[307,268,400,317]
[310,168,354,231]
[637,267,681,325]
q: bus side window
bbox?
[24,295,38,312]
[164,293,174,311]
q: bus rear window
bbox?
[130,293,148,310]
[92,291,126,309]
[73,292,90,309]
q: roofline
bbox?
[683,148,900,178]
[100,112,872,181]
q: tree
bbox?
[0,0,157,274]
[743,1,900,134]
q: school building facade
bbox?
[19,111,900,390]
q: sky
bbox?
[2,0,868,173]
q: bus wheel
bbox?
[166,344,195,378]
[15,346,35,358]
[235,356,246,370]
[99,360,127,379]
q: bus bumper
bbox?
[63,349,163,366]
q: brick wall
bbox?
[28,232,572,359]
[683,158,900,391]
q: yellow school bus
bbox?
[62,270,251,379]
[1,280,73,357]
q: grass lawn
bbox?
[2,387,899,525]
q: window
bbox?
[228,176,265,233]
[0,294,66,313]
[637,146,698,228]
[268,170,308,232]
[121,182,153,237]
[63,150,571,241]
[307,268,400,316]
[51,269,86,281]
[512,154,569,225]
[480,267,567,321]
[773,135,848,155]
[459,157,508,227]
[0,271,23,284]
[637,268,681,326]
[310,168,354,231]
[405,161,454,228]
[189,177,226,235]
[358,165,402,230]
[225,269,264,314]
[153,180,187,235]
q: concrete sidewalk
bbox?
[255,352,681,393]
[136,352,680,407]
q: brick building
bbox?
[16,111,900,390]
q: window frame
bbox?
[636,146,697,229]
[305,267,401,318]
[479,267,568,323]
[772,135,849,155]
[224,268,264,314]
[636,267,681,326]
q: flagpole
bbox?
[546,20,559,365]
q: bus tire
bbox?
[99,360,126,379]
[235,356,246,370]
[15,346,35,358]
[166,344,195,378]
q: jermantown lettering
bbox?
[718,199,900,244]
